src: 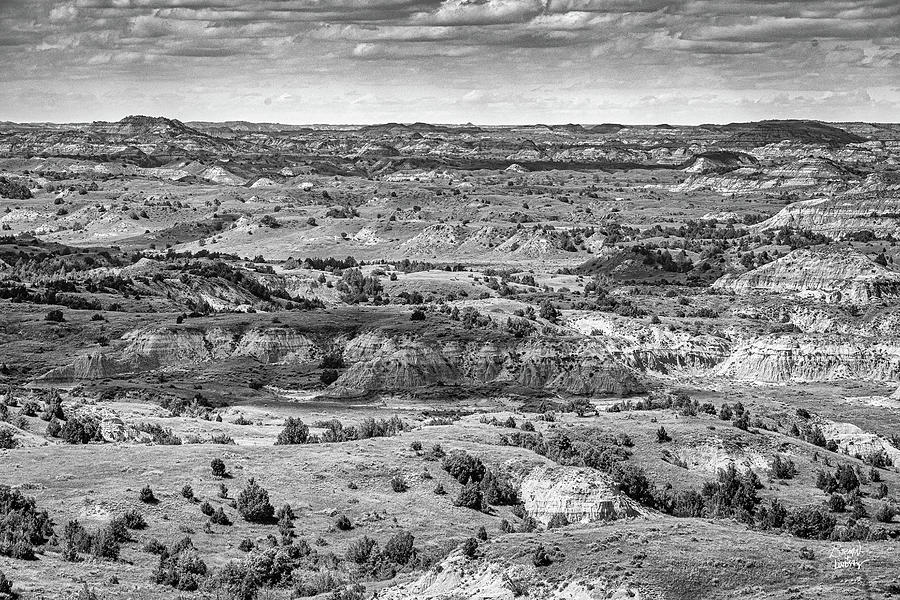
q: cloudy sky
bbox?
[1,0,898,124]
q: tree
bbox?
[0,429,14,450]
[835,463,860,493]
[236,478,274,523]
[320,369,339,385]
[453,482,484,510]
[275,418,309,445]
[718,404,733,421]
[210,458,227,478]
[656,426,671,443]
[44,310,64,323]
[538,300,559,324]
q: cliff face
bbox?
[40,326,322,381]
[332,334,644,397]
[39,310,900,388]
[715,335,900,382]
[714,248,900,304]
[755,193,900,239]
[519,465,645,525]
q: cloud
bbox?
[0,0,897,122]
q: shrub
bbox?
[211,458,227,478]
[336,515,353,531]
[874,503,896,523]
[462,537,479,559]
[122,509,147,529]
[320,369,339,385]
[442,451,486,484]
[210,507,232,526]
[345,536,377,564]
[293,570,344,597]
[45,310,64,322]
[181,485,194,500]
[238,538,254,552]
[785,506,836,539]
[382,531,415,565]
[89,525,121,560]
[476,526,488,541]
[410,308,426,321]
[835,463,860,493]
[63,519,91,558]
[60,416,102,444]
[410,440,422,452]
[732,412,750,431]
[237,478,274,523]
[656,426,671,443]
[532,544,552,567]
[701,463,761,521]
[390,474,408,493]
[547,513,569,529]
[454,482,484,510]
[139,485,156,504]
[152,538,208,590]
[827,494,846,513]
[771,454,797,480]
[0,486,54,560]
[275,417,309,445]
[816,470,838,493]
[143,538,166,555]
[0,571,16,600]
[433,483,446,495]
[0,429,14,450]
[200,501,214,516]
[45,418,61,438]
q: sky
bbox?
[1,0,899,124]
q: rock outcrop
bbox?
[519,465,645,525]
[41,326,321,381]
[332,334,643,397]
[715,335,900,382]
[714,248,900,304]
[754,193,900,239]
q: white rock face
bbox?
[715,335,900,382]
[754,193,900,239]
[713,247,900,304]
[519,465,645,525]
[380,552,643,600]
[40,326,322,380]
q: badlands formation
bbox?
[0,117,899,599]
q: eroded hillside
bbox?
[1,118,899,600]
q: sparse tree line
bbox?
[275,416,406,445]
